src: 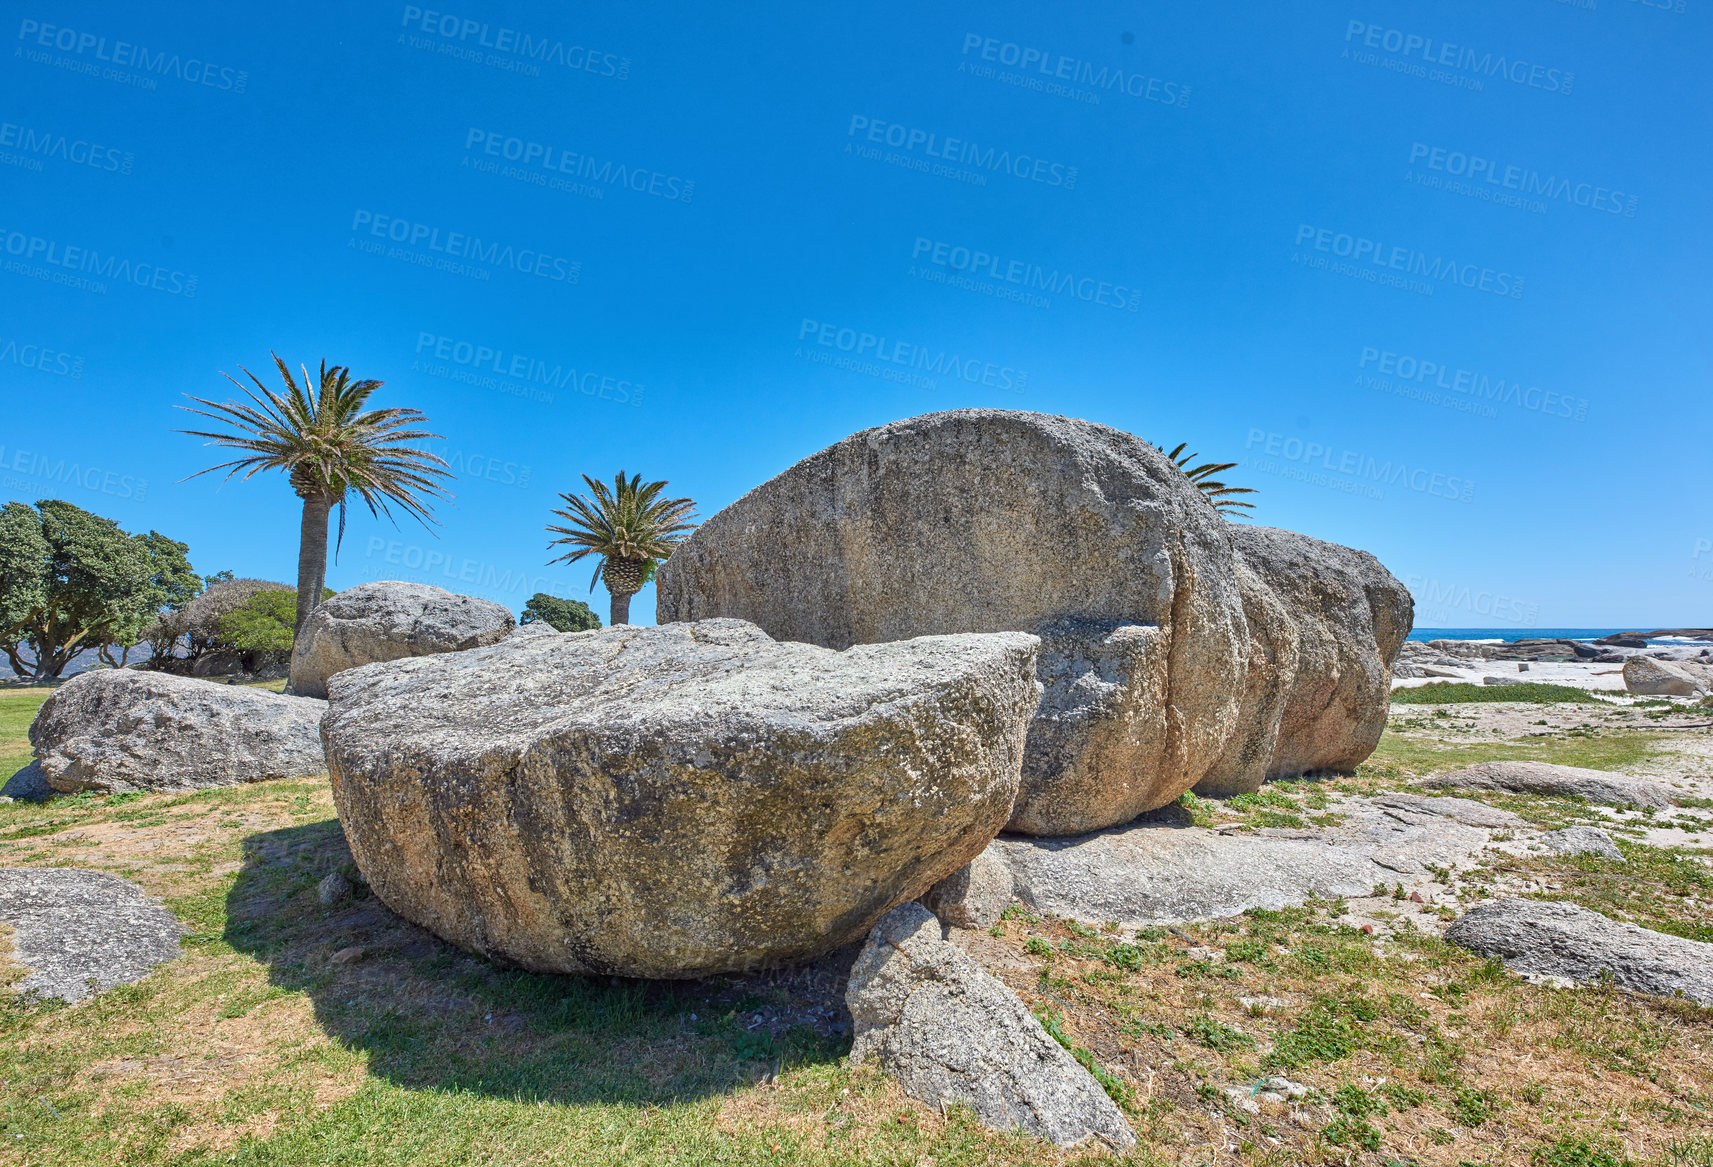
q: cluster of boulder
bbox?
[12,410,1428,1150]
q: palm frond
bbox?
[1155,441,1258,515]
[547,470,699,594]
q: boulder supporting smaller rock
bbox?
[847,904,1135,1150]
[29,670,327,795]
[0,868,183,1001]
[1446,898,1713,1004]
[1538,826,1623,861]
[1426,761,1677,810]
[289,580,516,698]
[919,851,1014,930]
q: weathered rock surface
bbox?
[1538,826,1623,861]
[1197,525,1411,794]
[0,868,183,1001]
[289,581,515,698]
[1427,761,1678,809]
[847,904,1135,1149]
[1369,792,1526,830]
[991,792,1499,927]
[323,618,1041,979]
[657,409,1409,833]
[1446,898,1713,1004]
[28,670,327,794]
[919,850,1014,930]
[1624,655,1712,696]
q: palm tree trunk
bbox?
[609,589,633,627]
[296,493,332,637]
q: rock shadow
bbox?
[226,820,855,1106]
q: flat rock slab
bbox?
[1446,898,1713,1004]
[992,793,1497,927]
[1370,793,1526,830]
[0,869,183,1001]
[848,904,1135,1150]
[324,618,1041,979]
[1426,761,1677,810]
[29,670,327,795]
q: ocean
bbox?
[1409,628,1708,644]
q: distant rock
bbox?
[0,868,183,1001]
[323,618,1040,978]
[28,670,327,795]
[1624,656,1711,697]
[919,850,1014,930]
[847,904,1136,1150]
[1427,761,1677,810]
[1446,898,1713,1004]
[1538,826,1623,861]
[288,580,515,698]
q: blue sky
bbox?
[2,2,1708,629]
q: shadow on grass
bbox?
[225,820,854,1106]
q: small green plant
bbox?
[1533,1134,1632,1167]
[1186,1014,1254,1052]
[1024,937,1054,959]
[1324,1084,1384,1151]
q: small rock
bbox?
[1428,761,1677,810]
[1408,891,1425,903]
[1221,1086,1261,1114]
[1238,995,1288,1014]
[1518,663,1530,672]
[0,869,183,1001]
[847,904,1135,1150]
[919,850,1014,930]
[330,945,365,965]
[1539,826,1623,862]
[1360,924,1375,935]
[317,871,353,906]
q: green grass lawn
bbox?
[0,688,50,785]
[1390,682,1612,706]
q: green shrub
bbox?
[217,588,298,653]
[521,592,601,632]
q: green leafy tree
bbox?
[217,588,299,654]
[179,355,453,638]
[0,499,196,680]
[520,592,601,633]
[1159,443,1257,514]
[546,472,697,626]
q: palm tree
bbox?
[547,472,697,626]
[1160,443,1257,515]
[180,354,452,637]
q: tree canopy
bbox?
[0,499,200,679]
[520,592,601,633]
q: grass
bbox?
[1369,730,1668,776]
[0,688,50,784]
[1392,682,1612,705]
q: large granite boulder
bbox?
[288,581,515,698]
[28,670,327,794]
[848,904,1136,1149]
[1447,898,1713,1004]
[321,618,1041,978]
[1624,655,1711,696]
[657,410,1410,832]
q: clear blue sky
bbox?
[3,2,1708,629]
